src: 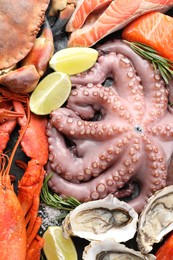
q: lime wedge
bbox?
[30,72,71,115]
[43,226,77,260]
[49,47,98,75]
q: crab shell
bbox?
[83,240,156,260]
[62,194,138,242]
[0,0,50,69]
[137,185,173,254]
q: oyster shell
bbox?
[62,194,138,242]
[83,240,156,260]
[137,185,173,254]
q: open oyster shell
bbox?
[83,240,156,260]
[62,194,138,242]
[137,185,173,254]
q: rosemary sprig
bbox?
[41,173,81,211]
[124,40,173,84]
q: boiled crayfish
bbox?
[0,87,48,259]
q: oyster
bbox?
[137,185,173,254]
[62,194,138,242]
[83,240,156,260]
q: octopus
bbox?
[46,39,173,213]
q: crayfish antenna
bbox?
[0,153,12,189]
[0,87,28,103]
[0,108,24,123]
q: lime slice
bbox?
[30,72,71,115]
[43,226,77,260]
[49,47,98,75]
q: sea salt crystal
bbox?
[38,202,67,235]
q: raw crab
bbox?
[0,0,54,93]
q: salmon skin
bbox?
[122,11,173,62]
[67,0,173,47]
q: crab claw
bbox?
[0,20,54,94]
[22,19,54,77]
[0,65,40,93]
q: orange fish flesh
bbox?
[122,11,173,62]
[67,0,173,47]
[66,0,112,32]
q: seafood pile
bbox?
[1,0,173,259]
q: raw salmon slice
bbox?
[67,0,173,47]
[122,11,173,62]
[66,0,112,32]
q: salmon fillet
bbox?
[122,11,173,62]
[66,0,112,32]
[67,0,173,47]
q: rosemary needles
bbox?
[41,173,81,212]
[124,40,173,84]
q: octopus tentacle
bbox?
[167,154,173,185]
[68,84,135,124]
[147,122,173,141]
[142,135,168,185]
[47,145,141,202]
[50,107,132,141]
[147,111,173,141]
[97,39,161,89]
[142,78,168,124]
[71,52,146,123]
[114,181,136,199]
[128,136,168,212]
[47,120,133,182]
[97,40,168,122]
[129,169,167,213]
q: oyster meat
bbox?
[62,194,138,242]
[137,185,173,254]
[83,240,156,260]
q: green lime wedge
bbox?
[30,72,71,115]
[49,47,98,75]
[43,226,77,260]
